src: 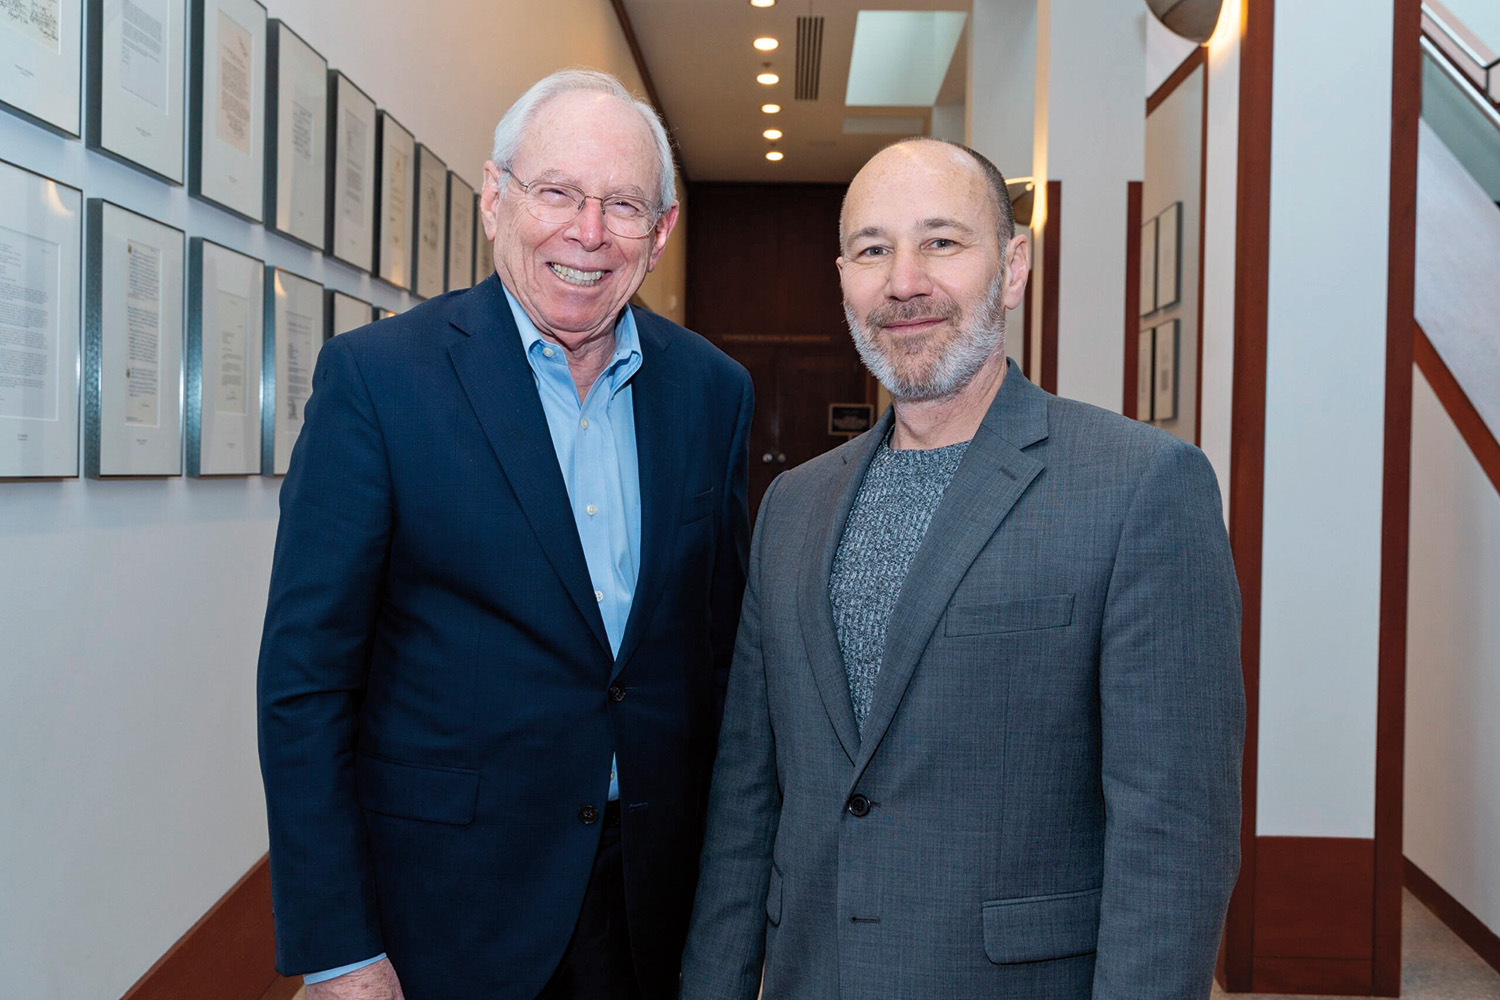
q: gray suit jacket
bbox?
[680,363,1244,1000]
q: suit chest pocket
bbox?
[944,594,1075,637]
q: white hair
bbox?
[490,69,677,211]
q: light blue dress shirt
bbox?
[303,288,644,986]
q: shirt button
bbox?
[586,503,598,516]
[541,346,554,358]
[609,683,626,703]
[580,417,590,430]
[595,589,604,602]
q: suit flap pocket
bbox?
[681,486,715,525]
[766,862,784,926]
[356,753,480,826]
[982,887,1100,964]
[945,594,1075,637]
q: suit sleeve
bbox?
[680,473,784,1000]
[709,366,754,714]
[1093,439,1245,999]
[257,335,391,975]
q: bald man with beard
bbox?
[678,138,1244,1000]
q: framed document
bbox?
[1,0,82,136]
[262,266,321,474]
[188,0,265,221]
[85,199,184,477]
[373,110,413,290]
[445,171,474,291]
[325,70,375,271]
[86,0,186,183]
[187,237,262,475]
[471,190,486,285]
[325,288,370,337]
[1153,320,1179,422]
[412,143,446,299]
[1155,201,1182,311]
[1138,215,1157,317]
[375,306,395,320]
[0,160,82,479]
[1135,327,1154,422]
[264,19,325,250]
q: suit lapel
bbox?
[611,309,683,681]
[446,275,612,659]
[798,407,893,765]
[851,363,1051,781]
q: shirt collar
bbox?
[501,283,642,394]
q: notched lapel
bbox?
[445,276,612,659]
[851,364,1050,782]
[797,409,894,765]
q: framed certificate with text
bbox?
[1155,201,1182,312]
[1,0,82,136]
[373,109,413,290]
[262,266,321,474]
[86,0,186,183]
[265,19,325,250]
[85,199,184,477]
[188,0,265,221]
[412,143,446,299]
[325,70,376,271]
[471,190,486,285]
[325,288,370,338]
[0,160,82,479]
[445,171,474,291]
[1152,319,1179,422]
[187,237,262,475]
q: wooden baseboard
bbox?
[120,853,299,1000]
[1405,856,1500,976]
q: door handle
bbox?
[762,453,775,464]
[776,453,787,465]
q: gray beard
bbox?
[845,271,1008,402]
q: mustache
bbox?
[863,298,960,330]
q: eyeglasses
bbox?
[502,168,660,239]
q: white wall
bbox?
[1255,0,1393,838]
[966,0,1036,184]
[0,2,665,997]
[1147,14,1201,97]
[1405,369,1500,936]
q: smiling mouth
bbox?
[549,263,607,287]
[881,317,947,332]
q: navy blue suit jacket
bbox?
[257,275,753,998]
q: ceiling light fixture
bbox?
[766,150,784,161]
[754,37,779,51]
[756,71,779,85]
[761,103,781,114]
[749,0,775,7]
[763,128,783,140]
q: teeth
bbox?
[549,263,605,286]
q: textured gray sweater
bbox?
[829,435,970,731]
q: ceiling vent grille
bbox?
[795,16,824,100]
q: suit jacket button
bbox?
[846,794,871,818]
[608,683,626,703]
[579,804,599,824]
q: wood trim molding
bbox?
[1222,0,1275,989]
[119,854,296,1000]
[1148,45,1209,115]
[608,0,690,184]
[1405,858,1500,976]
[1123,181,1143,418]
[1040,180,1062,395]
[1373,2,1422,994]
[1414,325,1500,495]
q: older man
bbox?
[258,70,752,1000]
[680,137,1244,999]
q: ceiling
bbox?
[622,0,970,184]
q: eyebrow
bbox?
[846,217,977,244]
[528,168,650,199]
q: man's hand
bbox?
[305,958,405,1000]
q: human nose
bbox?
[566,195,609,249]
[884,246,933,301]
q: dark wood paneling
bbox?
[1122,181,1143,419]
[1222,0,1276,989]
[120,854,291,1000]
[1374,1,1422,993]
[1252,958,1373,995]
[1414,325,1500,496]
[1040,180,1061,395]
[1405,857,1500,975]
[1253,837,1375,962]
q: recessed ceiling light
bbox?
[750,0,775,7]
[766,150,784,161]
[754,37,779,51]
[756,72,779,85]
[761,103,781,114]
[763,128,783,140]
